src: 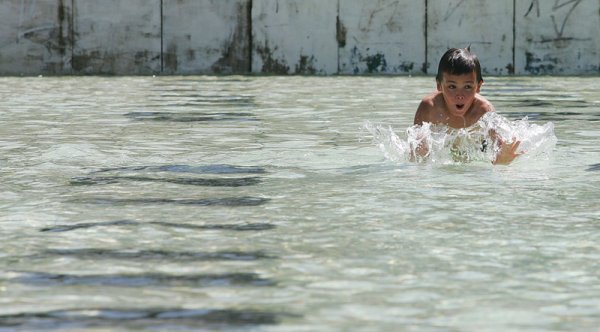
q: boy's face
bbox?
[437,71,482,117]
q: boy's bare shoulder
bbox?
[474,94,496,113]
[419,91,441,106]
[414,92,443,124]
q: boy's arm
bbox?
[413,99,432,125]
[411,100,432,159]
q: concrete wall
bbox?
[73,0,162,74]
[338,1,426,74]
[252,0,338,75]
[428,1,514,75]
[0,0,72,75]
[516,0,600,74]
[163,0,251,74]
[0,0,598,76]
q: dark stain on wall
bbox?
[135,50,160,68]
[421,61,428,74]
[255,43,289,74]
[164,43,178,72]
[505,63,515,74]
[19,0,72,73]
[399,61,414,72]
[349,47,418,74]
[186,49,195,61]
[72,50,118,74]
[336,16,347,48]
[211,1,252,74]
[525,51,558,74]
[365,53,387,73]
[42,0,72,73]
[350,46,387,74]
[57,0,67,56]
[72,51,94,72]
[294,55,317,74]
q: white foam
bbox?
[365,112,557,165]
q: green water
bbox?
[0,76,599,331]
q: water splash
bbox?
[365,112,556,164]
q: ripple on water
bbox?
[0,308,293,330]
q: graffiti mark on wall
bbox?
[525,0,587,43]
[442,0,467,22]
[359,1,403,34]
[524,0,541,17]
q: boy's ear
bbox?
[476,80,483,93]
[436,81,442,91]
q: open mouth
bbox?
[456,104,465,111]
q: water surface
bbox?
[1,75,599,331]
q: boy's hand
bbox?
[493,138,522,165]
[409,140,429,162]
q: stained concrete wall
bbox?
[428,1,514,75]
[338,1,426,75]
[516,0,600,74]
[163,0,251,74]
[0,0,72,75]
[73,0,162,74]
[252,0,338,75]
[0,0,598,75]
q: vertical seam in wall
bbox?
[248,0,253,73]
[424,0,428,74]
[71,0,75,74]
[160,0,164,73]
[512,0,516,74]
[336,0,340,74]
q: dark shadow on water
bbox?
[503,111,600,122]
[41,219,139,232]
[0,308,297,329]
[70,176,262,187]
[91,164,267,175]
[13,271,275,287]
[504,99,590,108]
[148,94,256,106]
[586,163,600,171]
[42,249,277,261]
[125,111,258,122]
[71,197,270,207]
[40,220,275,233]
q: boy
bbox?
[413,47,520,165]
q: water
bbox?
[365,112,557,164]
[0,75,599,331]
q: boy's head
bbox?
[436,47,483,84]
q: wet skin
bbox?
[413,72,522,164]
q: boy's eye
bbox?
[448,85,456,89]
[465,85,472,89]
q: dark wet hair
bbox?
[436,47,483,83]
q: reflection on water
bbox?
[587,163,600,171]
[0,308,289,330]
[70,175,262,186]
[40,248,276,261]
[12,271,275,287]
[70,196,271,206]
[125,111,258,122]
[40,220,275,233]
[91,164,267,174]
[70,163,265,186]
[1,76,599,331]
